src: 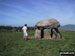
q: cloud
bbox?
[0,0,75,26]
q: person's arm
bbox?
[22,27,24,31]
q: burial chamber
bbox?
[34,18,62,39]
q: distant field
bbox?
[0,30,75,56]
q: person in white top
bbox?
[22,24,28,40]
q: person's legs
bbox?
[24,32,28,40]
[24,36,27,40]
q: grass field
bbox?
[0,30,75,56]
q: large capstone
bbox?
[35,18,60,28]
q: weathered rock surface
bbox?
[34,29,41,39]
[35,18,60,28]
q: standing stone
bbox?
[34,29,41,39]
[44,29,51,39]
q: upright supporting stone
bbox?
[34,28,62,39]
[34,29,41,39]
[44,29,51,39]
[43,29,58,39]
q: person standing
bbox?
[22,24,28,40]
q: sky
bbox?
[0,0,75,26]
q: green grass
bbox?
[0,30,75,56]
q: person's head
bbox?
[24,24,27,26]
